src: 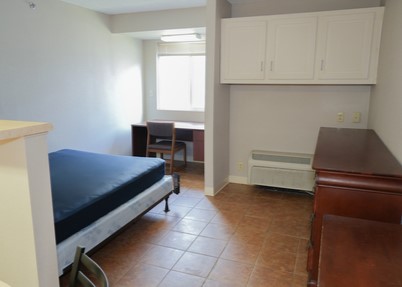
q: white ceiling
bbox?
[61,0,206,14]
[59,0,257,39]
[60,0,254,15]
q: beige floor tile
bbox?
[208,258,253,286]
[200,222,236,240]
[155,204,193,218]
[237,215,272,232]
[230,227,267,247]
[172,252,217,277]
[171,196,203,208]
[157,230,197,250]
[220,241,262,264]
[140,245,184,269]
[263,232,300,254]
[269,217,311,238]
[117,263,169,287]
[158,271,205,287]
[256,248,297,273]
[188,236,227,257]
[203,279,244,287]
[210,210,244,226]
[247,265,293,287]
[172,218,209,235]
[184,208,218,222]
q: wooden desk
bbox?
[307,127,402,286]
[131,121,205,161]
[319,215,402,287]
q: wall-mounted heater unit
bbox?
[248,150,315,193]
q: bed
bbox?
[48,149,179,275]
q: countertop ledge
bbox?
[0,120,53,140]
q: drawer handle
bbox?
[308,240,313,250]
[310,213,315,224]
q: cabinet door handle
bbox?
[270,61,273,71]
[320,60,325,71]
[260,61,264,72]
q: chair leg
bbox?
[170,153,174,174]
[183,147,187,167]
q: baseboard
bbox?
[204,178,229,196]
[228,175,248,185]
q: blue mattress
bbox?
[49,149,165,244]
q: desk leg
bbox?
[193,130,204,162]
[131,125,147,156]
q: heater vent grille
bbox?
[252,153,311,165]
[248,150,315,192]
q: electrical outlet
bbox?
[237,162,244,171]
[353,112,361,123]
[337,112,344,123]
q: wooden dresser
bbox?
[319,215,402,287]
[307,127,402,286]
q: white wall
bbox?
[205,0,232,195]
[369,0,402,163]
[226,0,382,183]
[0,0,142,155]
[229,85,370,182]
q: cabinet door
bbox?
[315,11,376,81]
[266,16,317,80]
[221,20,266,82]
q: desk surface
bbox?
[319,215,402,287]
[132,121,204,131]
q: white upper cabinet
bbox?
[266,16,317,81]
[220,7,384,84]
[220,20,267,81]
[315,9,382,83]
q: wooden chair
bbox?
[69,246,109,287]
[146,121,187,174]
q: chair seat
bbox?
[146,121,187,174]
[148,141,186,151]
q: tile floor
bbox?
[59,163,313,287]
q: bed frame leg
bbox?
[172,173,180,195]
[164,173,180,213]
[164,196,170,212]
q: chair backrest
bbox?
[69,246,109,287]
[146,121,175,140]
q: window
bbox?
[157,42,205,112]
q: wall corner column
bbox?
[0,120,58,287]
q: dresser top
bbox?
[319,214,402,287]
[313,127,402,177]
